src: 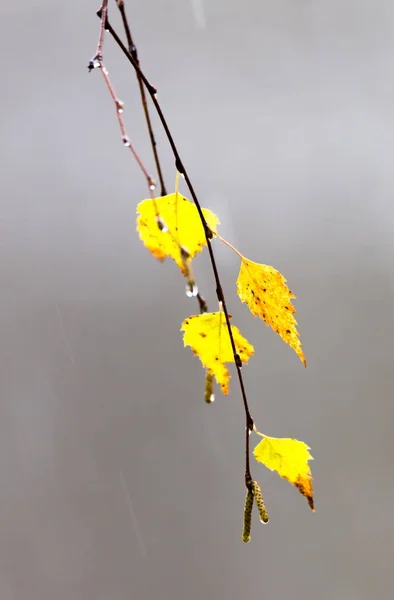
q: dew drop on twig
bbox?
[180,246,190,260]
[90,57,101,69]
[122,136,131,147]
[185,282,198,298]
[156,216,168,233]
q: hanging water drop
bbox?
[156,216,168,233]
[180,246,190,260]
[116,100,124,113]
[185,282,198,298]
[90,57,101,70]
[122,136,131,147]
[102,66,109,75]
[149,182,156,191]
[208,393,215,403]
[259,515,269,524]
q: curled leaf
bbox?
[136,193,219,274]
[236,258,306,366]
[253,434,314,511]
[181,311,254,395]
[242,487,254,543]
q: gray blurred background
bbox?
[1,0,394,598]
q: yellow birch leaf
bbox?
[136,193,219,274]
[253,435,314,510]
[181,312,254,395]
[236,258,306,366]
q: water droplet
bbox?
[116,100,124,113]
[102,67,109,75]
[91,58,100,69]
[260,516,269,524]
[186,282,198,298]
[209,393,215,403]
[149,182,156,191]
[156,216,168,233]
[180,246,190,259]
[122,136,130,147]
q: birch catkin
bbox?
[252,481,269,524]
[242,487,254,543]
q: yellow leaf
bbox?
[136,193,219,274]
[253,435,314,510]
[236,258,306,366]
[181,312,254,395]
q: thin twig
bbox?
[89,4,156,197]
[114,0,167,196]
[94,0,108,61]
[93,9,254,487]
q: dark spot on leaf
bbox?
[200,332,207,338]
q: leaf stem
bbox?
[215,232,244,260]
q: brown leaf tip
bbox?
[295,476,315,511]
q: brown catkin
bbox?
[204,370,214,403]
[242,488,254,543]
[252,481,269,524]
